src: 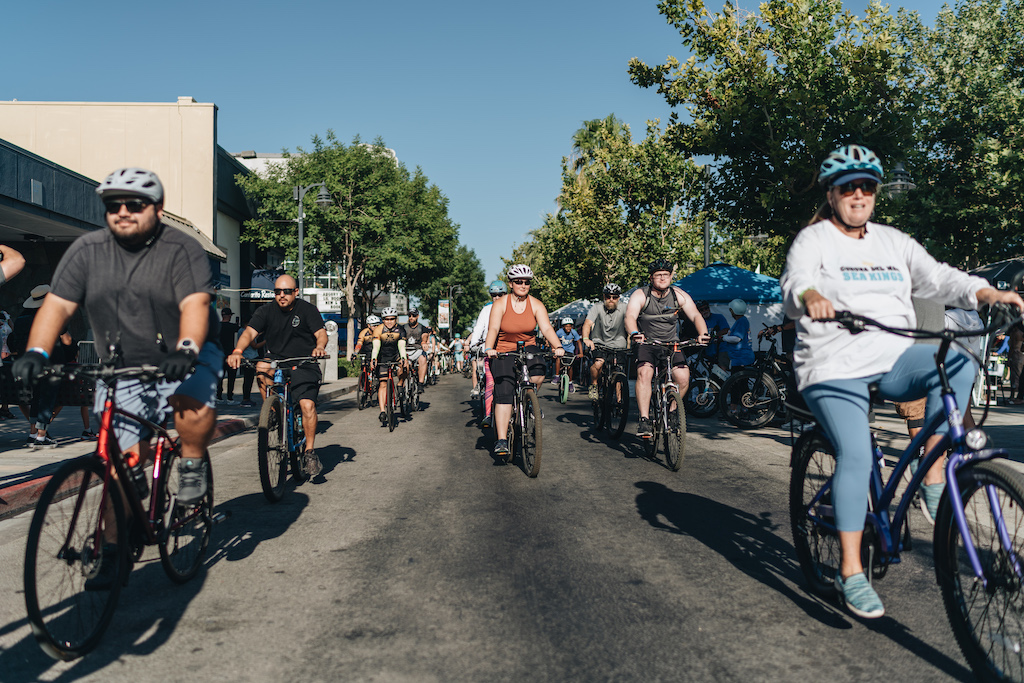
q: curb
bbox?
[0,383,356,522]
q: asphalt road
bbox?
[0,374,975,682]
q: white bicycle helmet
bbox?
[560,317,574,326]
[728,299,748,315]
[366,315,382,326]
[382,307,398,318]
[818,145,884,187]
[507,264,534,280]
[96,167,164,202]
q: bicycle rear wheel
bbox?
[159,448,214,583]
[935,460,1024,682]
[24,456,126,661]
[356,370,366,410]
[720,371,779,429]
[789,430,840,598]
[257,396,287,502]
[683,375,720,418]
[608,373,629,440]
[521,389,543,477]
[663,388,685,471]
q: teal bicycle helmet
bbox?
[488,280,508,295]
[818,145,883,187]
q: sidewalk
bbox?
[0,377,357,521]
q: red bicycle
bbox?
[23,363,223,660]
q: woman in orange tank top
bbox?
[484,265,564,459]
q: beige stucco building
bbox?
[0,96,249,314]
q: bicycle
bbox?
[636,339,703,471]
[23,362,221,661]
[355,354,375,410]
[589,344,630,439]
[492,342,545,477]
[789,307,1024,682]
[375,360,407,432]
[556,352,576,404]
[719,327,793,429]
[681,349,729,419]
[245,357,319,502]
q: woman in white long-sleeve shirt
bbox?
[780,144,1023,620]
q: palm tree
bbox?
[570,114,629,175]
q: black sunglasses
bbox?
[835,180,878,197]
[604,294,620,300]
[104,198,153,214]
[510,279,531,286]
[273,288,297,295]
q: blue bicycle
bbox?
[790,308,1024,682]
[246,357,318,502]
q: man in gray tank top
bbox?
[625,259,709,437]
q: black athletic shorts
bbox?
[636,344,687,370]
[280,362,321,405]
[492,345,546,405]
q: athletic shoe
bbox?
[82,430,99,440]
[240,400,254,407]
[35,435,58,449]
[1,408,16,419]
[379,411,388,426]
[568,382,575,394]
[836,572,885,619]
[25,436,37,449]
[303,450,322,478]
[493,439,510,457]
[588,385,599,401]
[470,388,480,398]
[481,415,492,429]
[176,458,208,506]
[225,399,239,406]
[637,417,653,437]
[920,482,944,525]
[84,544,119,592]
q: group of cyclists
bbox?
[11,143,1024,649]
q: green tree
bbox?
[891,0,1024,268]
[416,245,487,336]
[628,0,917,247]
[236,131,460,356]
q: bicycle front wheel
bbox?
[257,396,287,502]
[559,373,570,404]
[935,460,1024,682]
[789,430,840,598]
[159,448,214,583]
[662,388,685,471]
[521,389,543,477]
[356,371,366,410]
[387,379,396,432]
[720,370,779,429]
[24,456,126,661]
[683,375,720,419]
[608,373,629,440]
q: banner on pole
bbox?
[438,299,451,329]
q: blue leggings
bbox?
[802,344,976,532]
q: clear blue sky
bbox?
[5,0,941,282]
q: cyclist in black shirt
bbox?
[402,308,430,390]
[229,274,327,476]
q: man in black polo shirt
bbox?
[228,274,327,476]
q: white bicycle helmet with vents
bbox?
[96,167,164,202]
[381,307,398,318]
[560,317,574,326]
[818,145,883,187]
[506,264,534,280]
[366,315,382,326]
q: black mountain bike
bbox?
[590,343,630,439]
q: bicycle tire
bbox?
[789,430,840,598]
[410,381,420,412]
[387,379,396,432]
[24,456,126,661]
[356,371,366,410]
[401,385,412,419]
[521,389,543,477]
[683,375,721,419]
[645,397,660,458]
[289,408,304,481]
[159,448,214,583]
[592,385,604,431]
[257,396,287,502]
[663,388,686,471]
[720,370,779,429]
[935,460,1024,682]
[608,374,629,440]
[559,373,570,404]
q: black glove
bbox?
[159,349,197,382]
[12,350,51,385]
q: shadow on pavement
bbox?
[632,481,972,681]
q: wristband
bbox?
[232,348,244,355]
[27,347,49,360]
[630,331,640,336]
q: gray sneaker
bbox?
[176,458,208,506]
[637,417,653,438]
[303,450,322,478]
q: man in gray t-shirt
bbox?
[582,283,629,400]
[14,168,222,540]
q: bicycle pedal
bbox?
[212,511,231,525]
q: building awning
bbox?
[162,211,227,262]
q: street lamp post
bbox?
[447,284,462,331]
[884,162,917,199]
[293,182,333,298]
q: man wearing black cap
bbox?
[217,307,239,405]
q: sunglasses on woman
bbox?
[510,279,531,286]
[835,180,878,197]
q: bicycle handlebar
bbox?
[38,363,166,384]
